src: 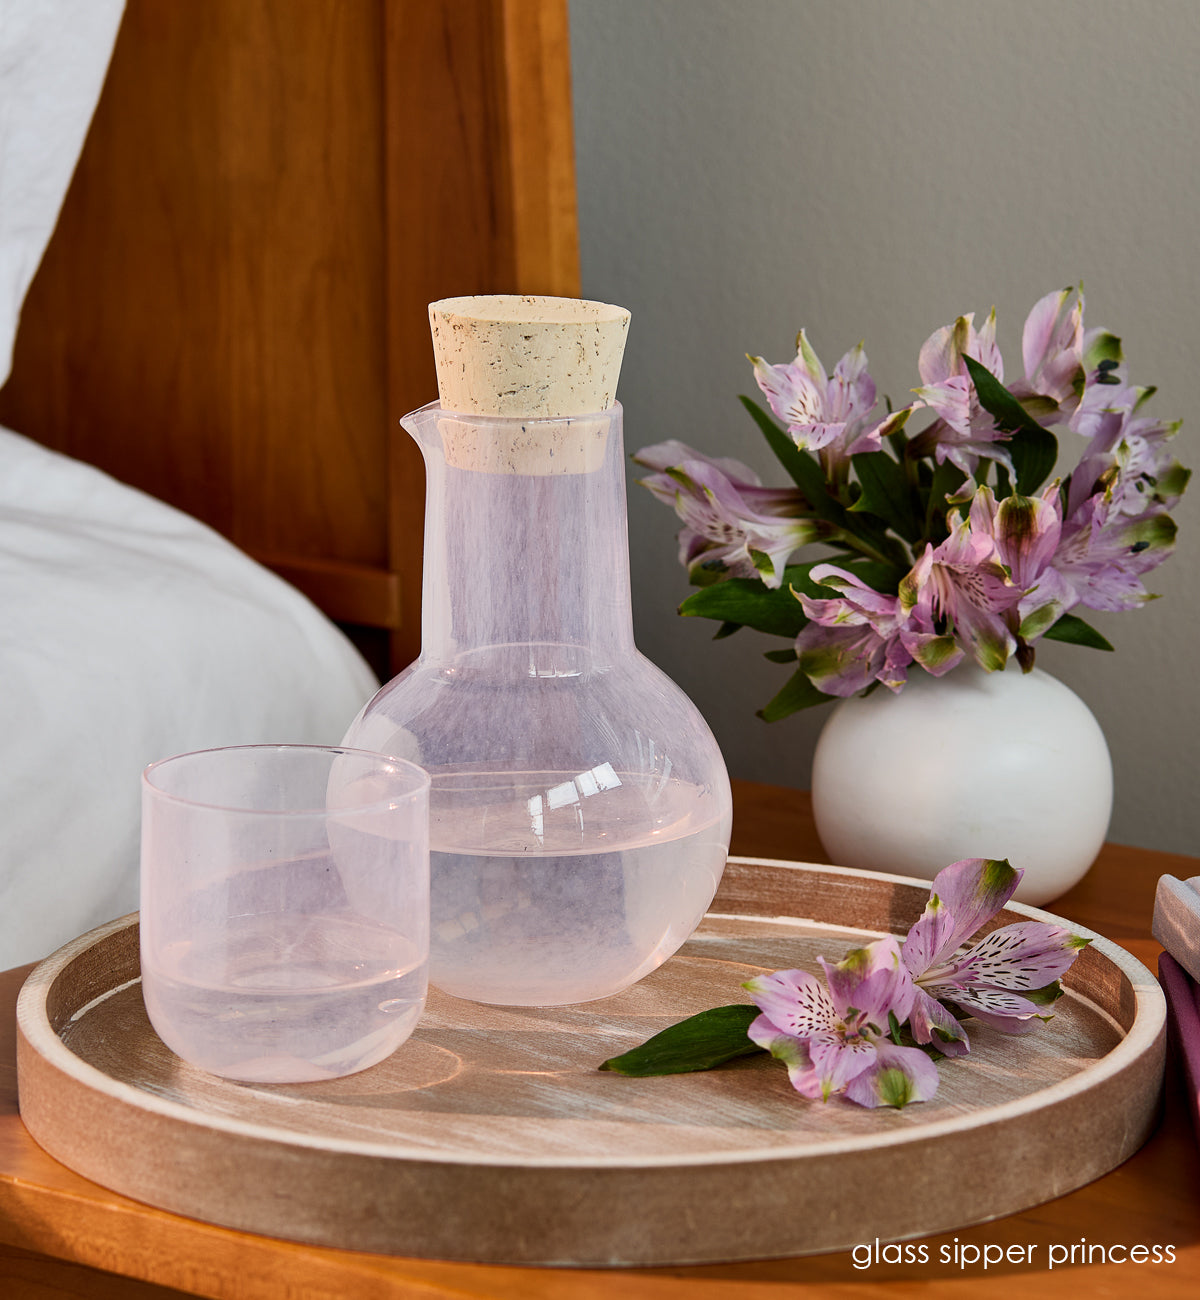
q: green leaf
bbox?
[961,354,1041,434]
[598,1005,765,1076]
[758,668,830,721]
[679,557,903,639]
[763,647,798,663]
[850,449,921,541]
[1023,980,1066,1007]
[962,355,1058,493]
[680,577,808,638]
[712,621,742,640]
[1042,612,1115,651]
[738,395,845,525]
[1008,424,1058,495]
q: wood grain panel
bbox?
[0,0,236,531]
[382,0,581,666]
[0,0,581,669]
[222,0,389,567]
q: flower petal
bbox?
[1021,287,1073,383]
[994,489,1063,591]
[827,343,875,422]
[842,1041,941,1108]
[931,985,1044,1020]
[957,922,1091,990]
[901,894,957,977]
[743,969,835,1039]
[809,1035,878,1099]
[820,937,915,1025]
[632,440,763,485]
[750,354,826,436]
[906,986,971,1057]
[960,1006,1043,1037]
[922,858,1021,954]
[746,1016,827,1099]
[795,622,889,697]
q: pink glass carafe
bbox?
[343,397,732,1006]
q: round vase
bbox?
[811,664,1113,906]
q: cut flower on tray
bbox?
[600,858,1090,1108]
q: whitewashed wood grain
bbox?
[15,859,1165,1266]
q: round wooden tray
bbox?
[16,857,1165,1267]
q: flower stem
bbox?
[832,529,902,570]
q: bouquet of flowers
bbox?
[634,288,1190,719]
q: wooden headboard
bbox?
[0,0,580,675]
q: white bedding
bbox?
[0,427,379,965]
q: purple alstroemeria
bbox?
[965,483,1074,643]
[1067,385,1190,522]
[749,333,907,479]
[634,441,824,588]
[1107,413,1191,517]
[1009,287,1086,422]
[1050,494,1178,613]
[909,311,1013,479]
[899,491,1023,672]
[901,858,1091,1055]
[744,937,939,1108]
[794,564,961,696]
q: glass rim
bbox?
[141,744,430,817]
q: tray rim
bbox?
[16,856,1165,1171]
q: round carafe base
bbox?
[425,773,732,1008]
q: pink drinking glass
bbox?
[140,744,429,1083]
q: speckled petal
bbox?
[743,969,835,1039]
[958,922,1090,990]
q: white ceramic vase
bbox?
[811,664,1113,906]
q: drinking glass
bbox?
[140,744,429,1083]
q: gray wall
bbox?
[569,0,1200,855]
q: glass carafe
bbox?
[343,399,732,1006]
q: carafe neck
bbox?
[403,402,637,668]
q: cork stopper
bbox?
[428,295,630,474]
[430,295,630,417]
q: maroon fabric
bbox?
[1159,951,1200,1141]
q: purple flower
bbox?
[968,483,1074,642]
[1068,384,1189,519]
[1050,494,1177,613]
[901,859,1090,1055]
[634,441,825,587]
[750,334,906,478]
[1009,287,1086,421]
[744,937,939,1108]
[794,564,961,696]
[910,311,1013,478]
[899,491,1022,672]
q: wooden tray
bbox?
[15,858,1165,1267]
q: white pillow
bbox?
[0,426,380,965]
